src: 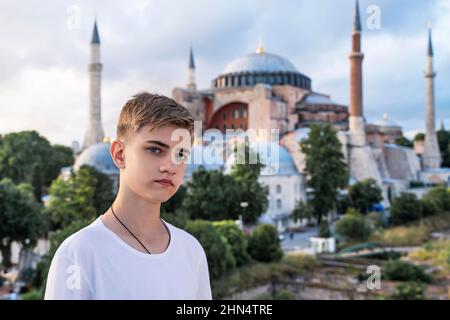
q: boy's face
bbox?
[112,125,191,203]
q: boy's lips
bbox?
[154,179,174,187]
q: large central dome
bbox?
[223,52,298,74]
[212,45,311,90]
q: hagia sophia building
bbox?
[72,1,450,231]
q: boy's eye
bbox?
[147,146,162,154]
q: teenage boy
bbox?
[45,92,212,300]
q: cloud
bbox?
[0,0,449,145]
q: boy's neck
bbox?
[108,186,163,238]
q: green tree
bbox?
[437,129,450,167]
[161,184,187,214]
[161,185,189,228]
[213,220,250,267]
[185,220,235,281]
[47,144,75,185]
[414,133,425,142]
[247,224,283,262]
[422,186,450,214]
[292,200,314,223]
[0,131,74,201]
[0,179,45,268]
[77,165,115,215]
[300,124,348,224]
[335,209,372,243]
[348,178,383,214]
[45,165,114,230]
[390,193,423,225]
[229,142,269,224]
[182,168,240,221]
[394,136,413,148]
[182,142,268,225]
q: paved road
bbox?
[280,227,318,254]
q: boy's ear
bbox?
[111,139,126,169]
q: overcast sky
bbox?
[0,0,449,146]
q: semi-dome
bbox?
[184,145,224,179]
[74,142,119,175]
[224,141,300,176]
[212,44,311,90]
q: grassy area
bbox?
[370,213,450,247]
[409,240,450,279]
[212,253,318,299]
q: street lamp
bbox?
[238,202,248,231]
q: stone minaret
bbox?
[349,0,365,146]
[83,20,105,150]
[187,46,196,92]
[423,26,441,169]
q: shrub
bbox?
[390,193,423,225]
[20,289,43,300]
[383,260,431,283]
[372,213,450,247]
[273,289,295,300]
[422,186,450,214]
[185,220,236,280]
[366,211,384,229]
[335,209,372,242]
[318,220,331,238]
[248,224,283,263]
[390,282,426,300]
[213,220,250,267]
[255,289,295,300]
[348,178,383,214]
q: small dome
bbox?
[223,52,298,74]
[74,142,119,175]
[258,213,276,225]
[224,141,300,176]
[184,145,224,179]
[293,127,310,142]
[374,113,400,128]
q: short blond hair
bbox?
[117,92,194,140]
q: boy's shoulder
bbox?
[53,218,103,261]
[165,221,205,254]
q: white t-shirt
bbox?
[44,216,212,300]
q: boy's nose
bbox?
[159,154,178,174]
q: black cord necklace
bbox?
[110,204,171,254]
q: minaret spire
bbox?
[189,46,195,69]
[423,25,441,168]
[91,19,100,44]
[353,0,362,32]
[187,45,197,92]
[349,0,365,145]
[427,24,433,57]
[83,19,105,150]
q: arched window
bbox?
[276,184,282,193]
